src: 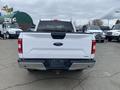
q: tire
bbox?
[6,32,10,39]
[101,40,104,43]
[3,32,10,39]
[117,36,120,42]
[108,38,112,42]
[3,33,7,40]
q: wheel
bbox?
[117,36,120,42]
[108,38,112,42]
[101,40,104,43]
[3,33,7,40]
[3,32,10,39]
[6,32,10,39]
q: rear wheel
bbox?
[117,36,120,42]
[6,32,10,39]
[3,33,7,40]
[101,40,104,43]
[3,32,10,39]
[108,38,112,42]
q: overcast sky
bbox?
[0,0,120,25]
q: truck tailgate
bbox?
[20,33,94,59]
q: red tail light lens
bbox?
[18,38,23,54]
[91,40,96,54]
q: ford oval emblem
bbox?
[53,42,63,46]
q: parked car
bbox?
[106,24,120,42]
[0,22,22,39]
[100,26,110,35]
[76,25,83,33]
[85,25,105,43]
[18,20,96,72]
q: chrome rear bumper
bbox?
[18,58,95,70]
[69,62,95,70]
[18,62,46,70]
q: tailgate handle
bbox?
[53,42,63,46]
[51,32,66,39]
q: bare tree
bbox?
[1,5,13,14]
[92,19,103,26]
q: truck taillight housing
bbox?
[18,38,23,54]
[91,40,96,54]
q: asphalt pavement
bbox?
[0,40,120,90]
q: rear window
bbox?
[100,26,110,31]
[89,26,100,30]
[37,21,74,32]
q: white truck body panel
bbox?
[0,22,22,39]
[106,25,120,42]
[86,30,103,33]
[19,33,95,59]
[107,30,120,36]
[7,28,22,34]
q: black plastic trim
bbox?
[51,32,66,39]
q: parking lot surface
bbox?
[0,40,120,90]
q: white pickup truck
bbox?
[18,20,96,71]
[0,22,22,39]
[106,24,120,42]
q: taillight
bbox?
[91,40,96,54]
[18,38,23,54]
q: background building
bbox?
[0,11,35,31]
